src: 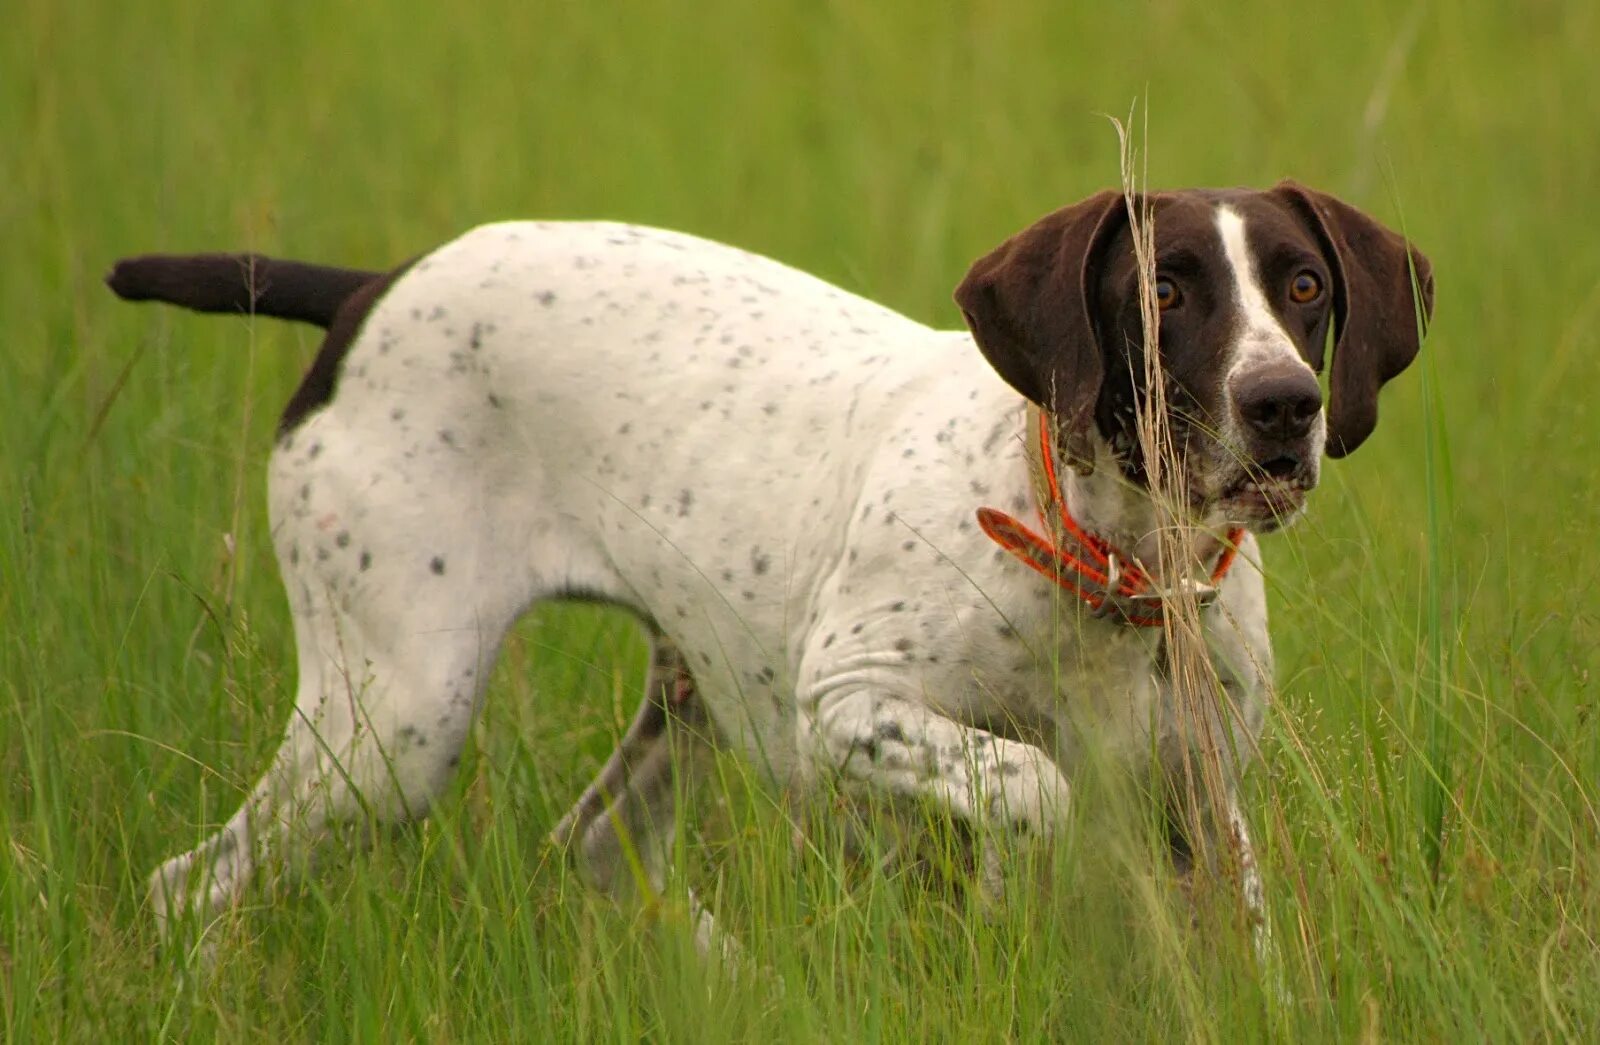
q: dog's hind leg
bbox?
[550,638,735,959]
[148,438,542,937]
[550,637,697,856]
[148,587,514,937]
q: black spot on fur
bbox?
[983,416,1011,454]
[359,551,371,571]
[430,556,446,575]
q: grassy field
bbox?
[4,0,1598,1039]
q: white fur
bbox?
[1216,206,1314,381]
[148,220,1277,955]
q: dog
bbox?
[107,182,1432,953]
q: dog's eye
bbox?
[1154,278,1181,311]
[1289,271,1322,304]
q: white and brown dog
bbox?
[108,182,1432,950]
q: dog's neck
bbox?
[1057,435,1231,582]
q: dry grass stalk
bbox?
[1109,114,1236,879]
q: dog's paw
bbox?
[942,737,1071,838]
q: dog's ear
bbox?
[955,191,1127,469]
[1271,180,1435,458]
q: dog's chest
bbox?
[919,590,1176,767]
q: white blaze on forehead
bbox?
[1215,205,1312,377]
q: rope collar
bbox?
[976,406,1244,628]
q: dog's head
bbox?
[955,181,1434,532]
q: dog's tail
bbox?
[105,253,381,329]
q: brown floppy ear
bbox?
[1272,180,1435,458]
[954,191,1127,470]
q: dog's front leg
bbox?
[1220,789,1272,967]
[799,688,1070,842]
[1172,783,1277,979]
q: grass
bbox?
[4,0,1599,1038]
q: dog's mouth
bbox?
[1216,455,1314,530]
[1108,423,1317,532]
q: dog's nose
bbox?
[1231,364,1322,442]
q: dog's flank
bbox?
[106,253,379,328]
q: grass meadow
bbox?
[4,0,1598,1039]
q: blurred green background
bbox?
[4,0,1597,1039]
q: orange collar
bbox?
[976,407,1244,628]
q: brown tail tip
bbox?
[104,252,382,329]
[105,258,159,301]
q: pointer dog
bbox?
[108,182,1432,948]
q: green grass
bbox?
[5,0,1599,1039]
